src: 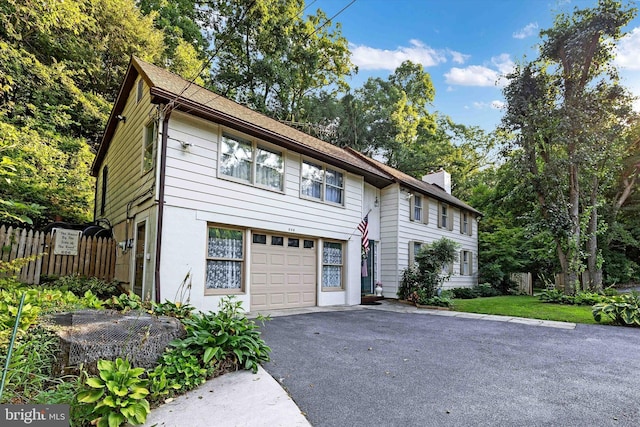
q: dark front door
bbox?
[360,241,375,294]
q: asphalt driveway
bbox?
[259,309,640,427]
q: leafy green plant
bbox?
[77,358,150,427]
[172,297,270,373]
[152,348,207,393]
[451,287,478,299]
[408,288,452,307]
[593,292,640,326]
[46,275,122,299]
[105,292,145,312]
[475,283,502,297]
[147,363,183,403]
[150,300,194,319]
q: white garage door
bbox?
[250,233,316,311]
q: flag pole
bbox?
[348,207,372,240]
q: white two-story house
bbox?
[91,57,480,313]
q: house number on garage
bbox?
[288,228,295,232]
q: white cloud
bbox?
[444,54,515,87]
[513,22,539,39]
[350,39,467,71]
[614,27,640,70]
[491,100,505,110]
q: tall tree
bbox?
[205,0,354,120]
[502,0,636,293]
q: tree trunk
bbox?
[566,160,580,295]
[587,176,602,291]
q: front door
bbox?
[360,241,375,294]
[133,222,146,298]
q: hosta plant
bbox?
[593,292,640,326]
[77,358,150,427]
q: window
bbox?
[142,121,157,174]
[304,240,314,249]
[301,160,344,205]
[460,212,472,236]
[205,227,244,291]
[136,79,144,103]
[438,203,453,230]
[322,241,343,288]
[100,166,108,216]
[288,238,299,248]
[460,250,473,276]
[252,234,267,244]
[271,236,284,246]
[409,241,423,265]
[410,195,427,223]
[220,133,284,191]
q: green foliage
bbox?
[152,348,207,394]
[398,238,460,301]
[539,289,605,306]
[409,288,452,307]
[77,358,150,427]
[475,283,502,297]
[0,326,61,404]
[172,297,271,374]
[593,292,640,326]
[104,292,145,312]
[450,287,478,299]
[45,275,122,299]
[150,300,194,320]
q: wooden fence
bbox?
[0,225,116,284]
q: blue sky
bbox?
[313,0,640,132]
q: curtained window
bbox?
[206,226,244,291]
[322,241,343,289]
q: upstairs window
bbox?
[142,121,157,174]
[461,211,472,235]
[410,195,427,223]
[219,133,284,191]
[136,79,144,103]
[438,203,453,231]
[301,160,344,205]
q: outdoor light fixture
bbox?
[374,196,379,207]
[116,114,127,122]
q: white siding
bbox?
[158,112,365,311]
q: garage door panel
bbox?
[251,234,316,311]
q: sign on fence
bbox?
[53,228,82,256]
[0,224,116,284]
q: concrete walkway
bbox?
[142,299,575,427]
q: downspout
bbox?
[154,108,171,303]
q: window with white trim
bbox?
[301,160,344,205]
[219,133,284,191]
[136,79,144,103]
[142,121,157,174]
[205,226,244,292]
[322,241,343,289]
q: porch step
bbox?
[361,295,384,305]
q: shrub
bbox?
[171,297,271,374]
[398,238,460,301]
[46,275,122,299]
[475,283,501,297]
[593,292,640,326]
[451,287,477,299]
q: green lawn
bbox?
[451,295,602,325]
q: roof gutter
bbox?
[154,107,171,303]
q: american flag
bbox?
[357,214,369,257]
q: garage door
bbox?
[250,233,316,310]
